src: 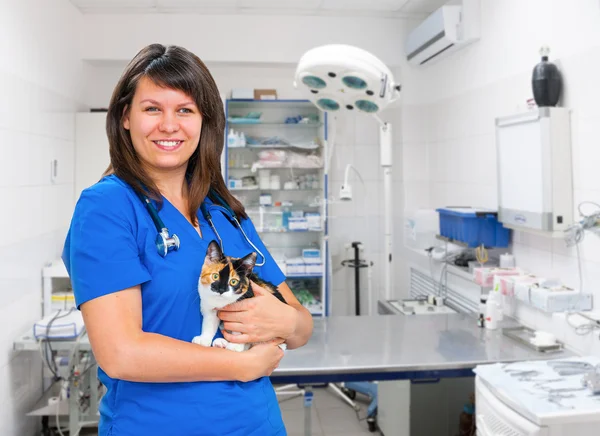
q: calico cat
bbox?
[191,240,287,352]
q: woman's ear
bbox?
[122,105,130,130]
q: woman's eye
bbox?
[211,273,219,280]
[229,279,239,286]
[145,106,159,112]
[179,108,193,114]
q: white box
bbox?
[305,263,323,275]
[302,248,321,262]
[231,88,254,99]
[286,258,306,275]
[228,178,242,189]
[305,212,322,230]
[288,217,308,231]
[404,209,439,250]
[497,274,539,297]
[529,286,593,312]
[495,108,572,236]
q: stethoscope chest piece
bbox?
[156,229,180,257]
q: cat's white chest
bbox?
[198,283,238,313]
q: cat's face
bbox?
[199,240,256,307]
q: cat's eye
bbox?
[229,279,239,286]
[211,273,219,280]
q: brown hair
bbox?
[104,43,246,224]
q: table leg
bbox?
[303,386,314,436]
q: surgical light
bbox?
[294,44,401,302]
[294,44,400,114]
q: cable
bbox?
[565,312,600,336]
[578,201,600,217]
[563,201,600,336]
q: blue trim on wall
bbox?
[228,99,312,104]
[224,100,229,182]
[270,368,475,385]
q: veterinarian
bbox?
[62,43,313,436]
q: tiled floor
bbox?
[277,385,377,436]
[76,385,377,436]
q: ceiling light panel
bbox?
[237,0,322,9]
[70,0,156,8]
[321,0,409,11]
[155,0,237,9]
[399,0,448,14]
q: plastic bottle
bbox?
[485,292,502,330]
[477,295,488,328]
[240,132,246,147]
[227,129,236,148]
[457,394,475,436]
[282,207,291,230]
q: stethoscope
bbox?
[137,189,266,266]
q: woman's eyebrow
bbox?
[139,99,196,107]
[139,99,161,105]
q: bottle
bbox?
[485,292,501,330]
[240,132,246,147]
[477,295,488,328]
[457,394,475,436]
[282,207,291,230]
[227,129,236,148]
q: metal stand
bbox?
[337,242,378,431]
[341,241,372,316]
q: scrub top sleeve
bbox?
[241,216,286,286]
[63,188,151,309]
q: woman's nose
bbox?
[159,112,180,133]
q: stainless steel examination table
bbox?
[15,314,572,436]
[272,314,573,435]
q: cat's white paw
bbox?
[226,342,246,352]
[212,338,229,349]
[192,335,213,347]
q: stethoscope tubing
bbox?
[139,190,266,265]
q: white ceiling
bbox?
[69,0,449,17]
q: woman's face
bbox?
[123,76,202,178]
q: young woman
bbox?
[62,43,313,436]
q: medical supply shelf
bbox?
[228,165,324,169]
[230,187,321,192]
[227,122,323,127]
[225,99,330,316]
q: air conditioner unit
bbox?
[405,2,480,66]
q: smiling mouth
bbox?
[153,140,183,150]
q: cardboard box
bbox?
[254,89,278,100]
[529,286,593,312]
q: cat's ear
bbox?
[237,252,257,275]
[206,240,224,264]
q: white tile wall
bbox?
[0,1,83,435]
[400,2,600,355]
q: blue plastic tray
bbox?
[436,207,510,248]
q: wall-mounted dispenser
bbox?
[495,107,573,236]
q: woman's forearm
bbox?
[284,305,313,350]
[108,331,245,383]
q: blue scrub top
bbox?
[62,175,287,436]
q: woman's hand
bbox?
[238,339,285,382]
[217,281,299,344]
